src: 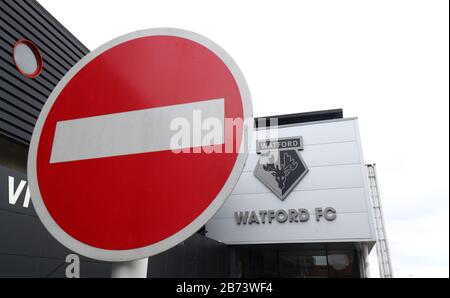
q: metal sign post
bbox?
[111,258,149,278]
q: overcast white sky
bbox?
[39,0,449,277]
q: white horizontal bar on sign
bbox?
[50,98,225,164]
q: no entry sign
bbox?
[28,29,252,262]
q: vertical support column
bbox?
[111,258,149,278]
[362,243,371,278]
[356,243,370,278]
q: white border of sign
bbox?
[28,28,253,262]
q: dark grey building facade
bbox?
[0,0,108,278]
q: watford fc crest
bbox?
[254,137,309,201]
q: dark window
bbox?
[234,243,361,278]
[327,250,359,278]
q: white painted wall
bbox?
[206,118,376,244]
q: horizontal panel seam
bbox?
[0,84,43,112]
[232,185,366,196]
[243,162,362,173]
[211,211,370,220]
[17,0,87,58]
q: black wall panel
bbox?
[147,233,230,278]
[0,0,90,145]
[0,0,113,278]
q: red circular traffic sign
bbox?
[28,29,252,262]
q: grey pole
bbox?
[111,258,149,278]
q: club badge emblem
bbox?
[254,137,309,201]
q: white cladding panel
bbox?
[206,118,376,244]
[207,214,373,243]
[234,164,365,195]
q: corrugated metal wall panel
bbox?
[0,1,113,278]
[0,0,89,145]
